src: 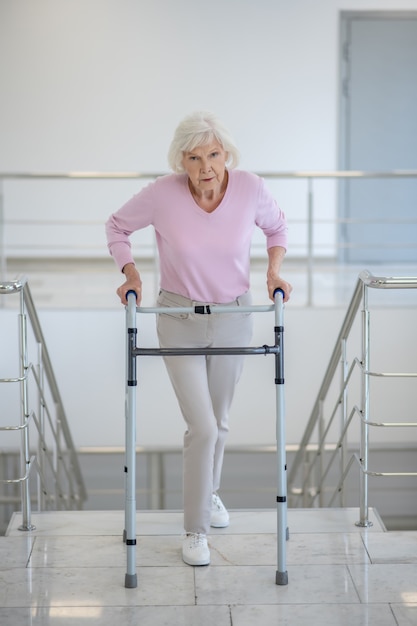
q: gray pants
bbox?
[156,289,253,535]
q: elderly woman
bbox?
[105,111,291,566]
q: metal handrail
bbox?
[287,270,417,525]
[2,169,417,178]
[1,170,417,307]
[0,276,87,529]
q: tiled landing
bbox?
[2,508,417,625]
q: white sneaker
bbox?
[210,493,230,528]
[182,533,210,566]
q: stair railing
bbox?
[287,270,417,526]
[0,276,87,530]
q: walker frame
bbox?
[123,288,288,588]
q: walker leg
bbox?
[124,292,138,588]
[273,289,288,585]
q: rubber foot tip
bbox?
[125,573,137,588]
[276,570,288,586]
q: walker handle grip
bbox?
[126,290,137,300]
[273,288,285,299]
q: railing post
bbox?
[0,179,6,287]
[307,178,314,307]
[37,342,46,510]
[55,405,62,509]
[318,401,325,507]
[18,291,35,531]
[356,282,373,527]
[340,338,348,507]
[301,448,309,507]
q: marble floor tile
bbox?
[195,564,360,605]
[212,506,383,536]
[0,566,195,608]
[348,563,417,604]
[390,603,417,626]
[7,507,385,538]
[28,531,371,571]
[231,603,397,626]
[361,531,417,564]
[0,605,232,626]
[7,510,125,537]
[286,532,371,565]
[7,510,185,537]
[209,532,370,566]
[29,535,186,568]
[2,508,417,626]
[136,510,185,535]
[209,533,277,566]
[286,507,385,533]
[214,507,383,535]
[0,536,35,569]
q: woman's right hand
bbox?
[116,263,143,305]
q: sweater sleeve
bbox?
[105,180,157,271]
[255,177,288,251]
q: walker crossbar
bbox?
[133,346,280,357]
[123,289,288,588]
[136,304,275,315]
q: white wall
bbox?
[2,0,417,173]
[2,0,417,259]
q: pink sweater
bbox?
[106,169,288,303]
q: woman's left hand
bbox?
[267,276,293,303]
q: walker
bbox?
[123,288,288,588]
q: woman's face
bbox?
[181,140,228,196]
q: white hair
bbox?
[167,111,240,173]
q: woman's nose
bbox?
[200,159,211,172]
